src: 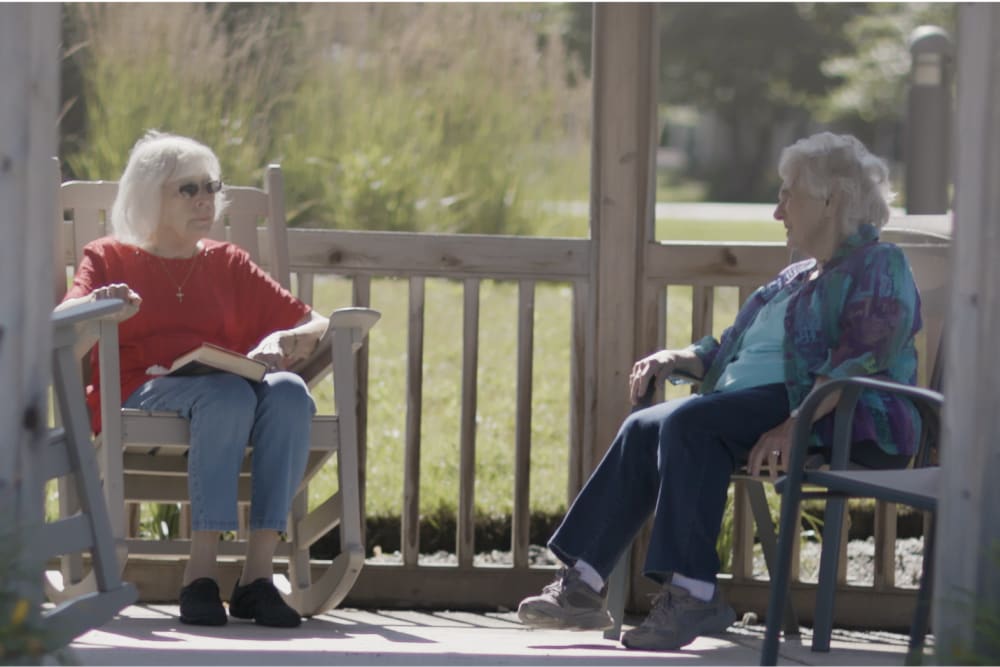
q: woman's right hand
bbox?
[91,283,142,321]
[629,350,679,405]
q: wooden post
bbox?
[0,2,60,607]
[934,4,1000,662]
[588,3,658,466]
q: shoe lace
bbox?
[542,567,573,597]
[644,587,679,626]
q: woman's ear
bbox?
[824,188,844,220]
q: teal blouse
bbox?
[690,224,923,456]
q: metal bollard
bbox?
[905,26,953,214]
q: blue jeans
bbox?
[549,384,792,585]
[124,371,315,532]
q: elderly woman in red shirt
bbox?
[55,131,325,628]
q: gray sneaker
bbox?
[621,582,736,650]
[517,567,613,631]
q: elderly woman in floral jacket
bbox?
[517,132,921,651]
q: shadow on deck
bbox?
[69,604,926,666]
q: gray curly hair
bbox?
[778,132,895,235]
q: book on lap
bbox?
[166,343,267,382]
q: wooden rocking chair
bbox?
[36,299,138,649]
[48,160,378,616]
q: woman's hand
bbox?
[629,350,681,405]
[747,417,795,479]
[247,330,310,372]
[91,283,142,321]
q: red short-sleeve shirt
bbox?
[63,237,311,432]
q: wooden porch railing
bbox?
[279,223,948,629]
[63,217,949,629]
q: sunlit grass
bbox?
[304,216,780,518]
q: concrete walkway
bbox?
[69,605,924,666]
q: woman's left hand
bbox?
[247,330,298,372]
[747,417,795,479]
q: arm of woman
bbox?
[54,283,143,359]
[247,309,330,371]
[628,347,706,406]
[746,375,840,478]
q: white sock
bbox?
[671,572,715,602]
[572,560,605,593]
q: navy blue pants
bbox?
[549,384,792,584]
[548,382,908,584]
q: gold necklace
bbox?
[153,250,201,302]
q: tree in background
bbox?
[818,3,957,164]
[61,3,948,212]
[657,3,865,202]
[562,3,950,203]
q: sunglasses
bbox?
[177,179,223,199]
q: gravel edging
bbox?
[366,537,928,588]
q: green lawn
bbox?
[305,217,785,519]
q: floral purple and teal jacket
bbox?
[691,223,922,456]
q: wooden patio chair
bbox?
[38,298,138,648]
[48,160,379,617]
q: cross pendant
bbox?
[176,288,184,302]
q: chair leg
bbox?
[746,480,800,637]
[287,489,312,594]
[811,497,848,652]
[761,473,806,665]
[604,545,630,640]
[905,517,935,665]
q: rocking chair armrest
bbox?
[52,299,125,361]
[52,298,126,328]
[291,307,381,385]
[327,307,381,346]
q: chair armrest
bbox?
[52,298,125,328]
[781,377,944,493]
[291,307,381,386]
[634,370,704,408]
[52,299,125,361]
[667,369,702,386]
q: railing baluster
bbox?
[353,275,372,540]
[297,271,315,306]
[403,276,425,567]
[731,481,756,581]
[458,278,480,568]
[874,500,897,590]
[513,280,535,569]
[569,279,587,497]
[691,284,714,340]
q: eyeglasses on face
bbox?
[177,179,223,199]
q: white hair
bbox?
[778,132,895,235]
[110,130,228,245]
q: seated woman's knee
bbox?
[657,397,716,447]
[260,371,315,415]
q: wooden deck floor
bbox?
[67,604,926,666]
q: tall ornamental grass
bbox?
[61,3,589,234]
